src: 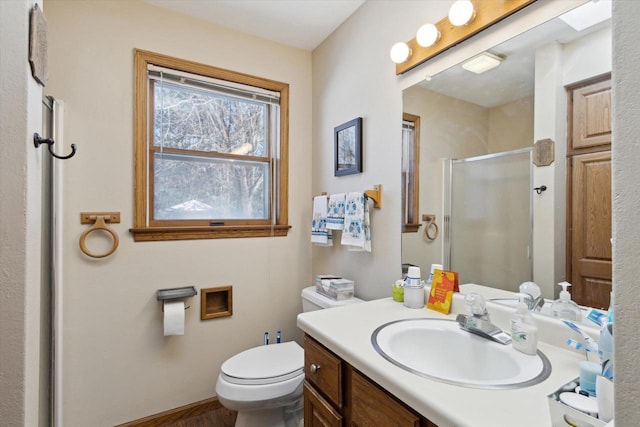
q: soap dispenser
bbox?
[511,296,538,355]
[551,282,582,322]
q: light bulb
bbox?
[449,0,475,26]
[416,23,440,47]
[390,42,411,64]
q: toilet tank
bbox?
[301,286,364,312]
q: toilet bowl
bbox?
[215,286,364,427]
[216,342,305,427]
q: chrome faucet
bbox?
[519,282,544,312]
[456,293,511,345]
[521,294,545,312]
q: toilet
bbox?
[215,286,363,427]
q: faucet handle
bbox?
[519,281,541,298]
[515,291,544,311]
[464,293,487,317]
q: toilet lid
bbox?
[221,341,304,385]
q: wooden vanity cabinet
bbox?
[304,335,437,427]
[304,335,344,426]
[304,382,343,427]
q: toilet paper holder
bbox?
[157,286,197,311]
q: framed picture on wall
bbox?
[334,117,363,176]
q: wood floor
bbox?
[117,398,237,427]
[162,406,237,427]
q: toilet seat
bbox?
[220,341,304,386]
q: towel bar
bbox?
[314,185,382,208]
[365,184,382,209]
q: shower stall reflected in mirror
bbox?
[444,148,533,293]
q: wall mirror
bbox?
[401,1,612,321]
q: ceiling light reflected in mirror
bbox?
[462,52,504,74]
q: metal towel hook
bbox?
[33,133,77,160]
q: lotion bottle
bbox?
[551,282,582,322]
[511,297,538,355]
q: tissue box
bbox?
[315,276,354,300]
[547,378,606,427]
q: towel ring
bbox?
[423,214,439,241]
[79,215,119,258]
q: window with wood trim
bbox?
[402,113,420,233]
[131,49,290,241]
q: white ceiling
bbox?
[144,0,366,51]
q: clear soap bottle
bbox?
[551,282,582,322]
[511,297,538,355]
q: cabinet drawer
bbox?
[304,381,343,427]
[304,335,343,409]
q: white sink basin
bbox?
[372,319,551,389]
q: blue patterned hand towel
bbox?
[311,195,332,246]
[326,193,346,230]
[341,192,371,252]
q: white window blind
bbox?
[147,64,281,104]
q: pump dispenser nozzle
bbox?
[552,282,581,321]
[558,282,572,300]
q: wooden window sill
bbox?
[402,223,422,233]
[130,225,291,242]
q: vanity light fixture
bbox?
[390,42,412,64]
[416,23,440,47]
[391,0,534,74]
[448,0,476,27]
[461,52,504,74]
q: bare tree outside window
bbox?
[152,82,269,220]
[131,50,290,241]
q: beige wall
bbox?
[488,96,534,153]
[44,0,312,425]
[0,0,46,425]
[563,26,612,86]
[401,87,533,274]
[401,86,490,274]
[311,1,453,300]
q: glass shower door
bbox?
[446,148,532,292]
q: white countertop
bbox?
[297,295,591,427]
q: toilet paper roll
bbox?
[163,301,185,336]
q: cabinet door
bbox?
[570,151,612,308]
[347,367,420,427]
[570,78,611,151]
[305,336,343,409]
[304,382,343,427]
